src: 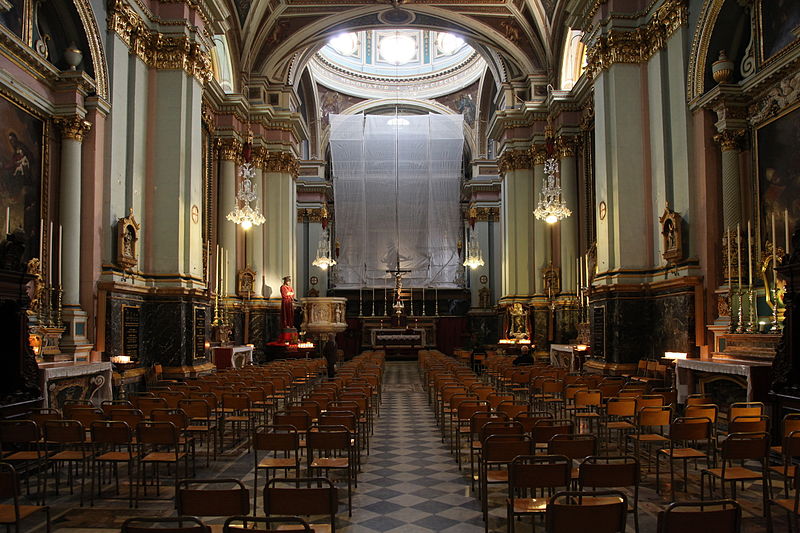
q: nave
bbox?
[15,355,792,533]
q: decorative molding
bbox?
[585,0,687,79]
[498,149,533,173]
[297,207,326,223]
[107,0,212,83]
[263,152,299,178]
[748,69,800,126]
[473,206,500,222]
[531,146,548,165]
[54,116,92,141]
[713,129,746,152]
[556,136,576,158]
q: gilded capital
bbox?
[217,138,243,161]
[556,136,576,158]
[713,129,746,152]
[55,116,92,141]
[531,147,548,165]
[498,149,533,173]
[263,152,299,178]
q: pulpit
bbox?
[300,297,347,340]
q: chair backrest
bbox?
[509,454,571,491]
[578,455,640,488]
[307,425,350,452]
[637,406,671,428]
[483,434,532,463]
[496,400,528,419]
[108,408,145,429]
[656,500,741,533]
[264,477,337,521]
[0,462,20,501]
[121,516,209,533]
[44,419,85,444]
[137,420,179,446]
[152,408,190,431]
[91,420,133,446]
[0,420,40,444]
[222,393,250,411]
[178,399,213,419]
[547,434,597,460]
[177,478,250,517]
[606,397,637,418]
[29,408,63,427]
[728,415,769,434]
[729,402,764,421]
[686,394,713,406]
[137,397,169,417]
[253,425,300,453]
[669,417,712,443]
[684,404,718,425]
[479,420,522,442]
[532,419,575,445]
[546,490,628,533]
[515,411,553,433]
[781,413,800,438]
[637,395,665,409]
[720,432,769,461]
[783,430,800,460]
[64,406,104,428]
[273,411,311,431]
[574,390,602,408]
[318,412,357,432]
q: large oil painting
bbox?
[0,93,43,270]
[761,0,800,61]
[0,0,23,38]
[757,105,800,245]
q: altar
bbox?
[38,361,113,409]
[212,345,254,369]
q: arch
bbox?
[559,29,586,90]
[246,6,542,87]
[687,0,726,102]
[71,0,109,100]
[211,34,236,93]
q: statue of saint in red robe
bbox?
[280,276,295,329]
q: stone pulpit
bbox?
[300,297,347,341]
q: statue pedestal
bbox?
[300,297,347,341]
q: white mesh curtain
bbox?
[330,113,463,288]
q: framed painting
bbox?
[760,0,800,62]
[756,104,800,248]
[0,91,44,271]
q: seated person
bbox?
[512,345,534,366]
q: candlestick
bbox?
[772,212,777,273]
[786,209,790,256]
[737,223,742,289]
[4,207,8,235]
[435,287,439,316]
[747,220,752,286]
[726,227,731,284]
[372,287,375,316]
[58,225,62,286]
[422,286,425,316]
[359,286,362,316]
[39,219,43,259]
[48,221,53,283]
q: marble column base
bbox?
[59,307,93,361]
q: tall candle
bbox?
[58,225,62,286]
[48,221,53,283]
[785,209,790,255]
[39,219,43,259]
[726,227,731,284]
[422,286,425,316]
[737,222,742,289]
[747,220,752,286]
[4,207,8,235]
[772,212,777,273]
[215,244,220,291]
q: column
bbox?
[217,140,240,296]
[713,129,745,229]
[532,146,549,293]
[263,152,297,298]
[499,150,534,299]
[250,159,265,295]
[55,116,94,359]
[557,137,578,296]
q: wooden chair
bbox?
[220,393,253,451]
[700,431,771,517]
[467,413,509,490]
[0,462,50,533]
[773,413,800,455]
[545,490,628,533]
[89,420,136,507]
[306,425,355,516]
[768,465,800,533]
[0,420,46,504]
[604,397,637,452]
[769,430,800,498]
[480,434,533,527]
[506,455,571,533]
[263,477,338,533]
[253,425,302,513]
[532,419,574,451]
[658,500,741,533]
[626,405,671,471]
[135,421,190,504]
[179,399,218,466]
[547,434,597,484]
[578,455,641,533]
[43,420,90,506]
[121,516,209,533]
[176,478,250,532]
[656,416,714,500]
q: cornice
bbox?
[263,151,299,178]
[54,116,92,141]
[107,0,212,84]
[713,129,746,152]
[585,0,687,80]
[497,149,533,173]
[216,137,242,162]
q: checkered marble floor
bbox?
[34,361,789,532]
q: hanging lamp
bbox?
[227,132,266,230]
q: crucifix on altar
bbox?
[386,257,411,321]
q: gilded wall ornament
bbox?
[498,149,533,173]
[237,267,256,298]
[217,138,243,162]
[263,152,300,178]
[116,208,140,270]
[713,129,746,152]
[659,205,684,264]
[54,116,92,142]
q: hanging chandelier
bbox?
[312,228,337,270]
[463,207,485,270]
[533,146,571,224]
[227,135,265,230]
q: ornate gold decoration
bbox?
[687,0,726,102]
[717,292,730,317]
[556,136,576,158]
[713,129,746,152]
[473,206,500,222]
[107,0,212,83]
[237,267,256,298]
[749,69,800,125]
[585,0,687,79]
[263,152,299,178]
[297,207,327,222]
[26,258,44,316]
[201,101,216,132]
[531,146,548,165]
[498,149,533,173]
[54,116,92,141]
[116,208,140,270]
[216,138,242,162]
[580,101,595,131]
[659,204,684,264]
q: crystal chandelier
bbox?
[463,232,485,269]
[312,228,337,270]
[534,156,571,224]
[226,136,265,230]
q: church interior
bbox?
[0,0,800,530]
